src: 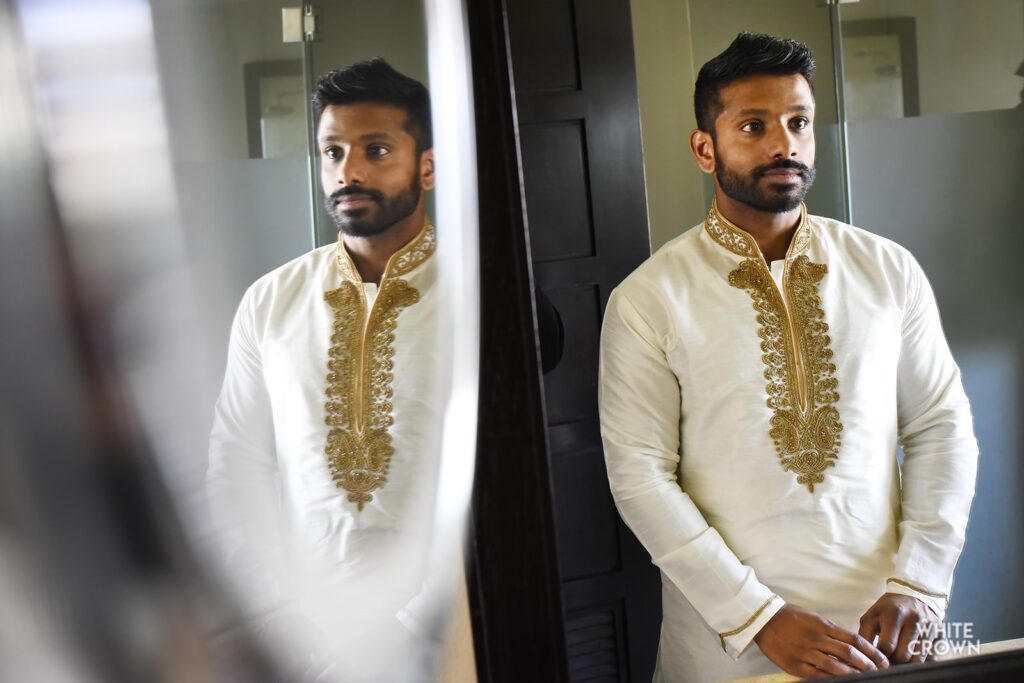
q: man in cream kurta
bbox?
[208,59,442,680]
[599,34,978,682]
[209,221,438,583]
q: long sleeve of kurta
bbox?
[599,289,782,658]
[207,286,290,614]
[886,256,978,617]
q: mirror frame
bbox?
[462,0,570,680]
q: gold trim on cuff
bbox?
[718,595,777,651]
[886,577,948,599]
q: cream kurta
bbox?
[598,206,978,683]
[208,224,439,662]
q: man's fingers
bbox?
[876,611,902,657]
[829,627,889,669]
[795,663,836,680]
[819,639,877,671]
[912,626,933,664]
[807,651,858,677]
[858,610,880,643]
[893,619,919,664]
[795,663,831,680]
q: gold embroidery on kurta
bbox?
[323,223,434,510]
[705,204,843,492]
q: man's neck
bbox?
[714,192,802,263]
[342,209,426,285]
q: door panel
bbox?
[520,123,596,263]
[505,0,660,679]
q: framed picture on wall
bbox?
[243,59,307,159]
[841,18,920,121]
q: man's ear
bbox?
[420,149,435,191]
[689,129,716,175]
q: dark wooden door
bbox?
[505,0,662,680]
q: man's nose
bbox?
[769,126,799,159]
[336,152,365,186]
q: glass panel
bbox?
[841,0,1024,645]
[151,0,316,311]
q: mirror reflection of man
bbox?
[207,58,441,677]
[599,34,978,682]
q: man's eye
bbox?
[740,121,763,133]
[368,144,390,158]
[791,117,810,130]
[323,147,341,160]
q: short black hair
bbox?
[312,58,432,153]
[694,33,815,135]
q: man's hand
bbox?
[754,604,890,678]
[859,593,941,664]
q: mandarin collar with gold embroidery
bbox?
[703,200,811,261]
[334,221,436,284]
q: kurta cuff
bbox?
[719,594,784,659]
[885,577,947,619]
[654,526,777,658]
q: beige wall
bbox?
[630,0,706,253]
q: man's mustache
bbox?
[329,186,384,203]
[754,159,813,178]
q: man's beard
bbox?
[325,174,421,238]
[715,156,816,214]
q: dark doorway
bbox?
[506,0,662,680]
[467,0,662,679]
